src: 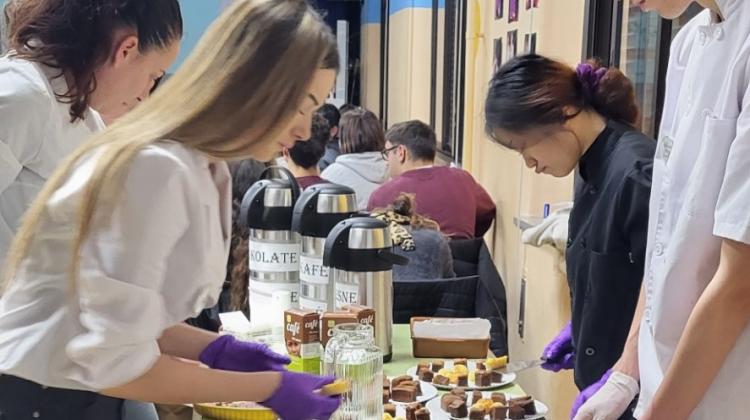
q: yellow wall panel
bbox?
[361,23,382,115]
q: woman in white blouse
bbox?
[0,1,340,419]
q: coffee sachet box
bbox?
[284,309,321,374]
[343,304,376,331]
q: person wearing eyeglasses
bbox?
[368,120,496,239]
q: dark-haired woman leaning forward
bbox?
[485,55,654,420]
[0,0,183,263]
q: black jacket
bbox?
[393,239,508,356]
[567,120,654,390]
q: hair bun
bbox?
[578,60,639,126]
[392,193,415,217]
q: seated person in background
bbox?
[322,108,389,210]
[283,113,329,189]
[338,103,357,115]
[369,120,496,239]
[317,103,341,170]
[372,193,455,281]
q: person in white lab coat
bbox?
[0,0,183,266]
[573,1,750,419]
[0,1,341,420]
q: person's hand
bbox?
[261,371,341,420]
[541,321,575,372]
[199,335,290,372]
[571,370,639,420]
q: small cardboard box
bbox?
[342,304,376,330]
[284,309,322,374]
[409,317,490,359]
[320,311,359,347]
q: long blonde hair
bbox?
[2,0,338,290]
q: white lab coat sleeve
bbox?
[64,148,191,390]
[0,66,51,194]
[714,80,750,244]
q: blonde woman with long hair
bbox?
[0,1,340,419]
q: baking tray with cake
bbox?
[424,389,549,420]
[406,357,516,391]
[384,374,439,405]
[193,401,277,420]
[193,380,351,420]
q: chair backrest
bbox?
[393,276,480,324]
[449,238,509,356]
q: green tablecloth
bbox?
[198,325,526,419]
[386,324,525,396]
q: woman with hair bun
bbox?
[484,54,654,420]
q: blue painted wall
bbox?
[362,0,445,24]
[171,0,222,72]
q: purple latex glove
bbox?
[541,321,575,372]
[570,369,611,419]
[199,335,290,372]
[261,371,341,420]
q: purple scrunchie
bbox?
[576,63,607,100]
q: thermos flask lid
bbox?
[239,166,300,230]
[263,184,294,207]
[323,217,409,270]
[292,183,358,237]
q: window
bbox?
[585,1,702,138]
[524,33,537,54]
[493,38,503,74]
[507,30,518,61]
[619,3,702,137]
[438,0,468,163]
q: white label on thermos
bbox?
[248,281,299,325]
[299,297,327,312]
[248,240,301,272]
[335,282,360,309]
[299,255,329,284]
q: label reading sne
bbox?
[299,255,329,285]
[248,240,301,272]
[334,282,360,309]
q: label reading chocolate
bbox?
[248,240,301,272]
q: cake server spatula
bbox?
[497,358,546,374]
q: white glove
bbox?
[572,372,639,420]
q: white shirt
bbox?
[636,1,750,418]
[0,141,231,390]
[0,56,105,266]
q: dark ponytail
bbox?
[485,54,639,141]
[8,0,183,122]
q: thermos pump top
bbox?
[323,217,408,362]
[292,183,358,312]
[239,167,301,326]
